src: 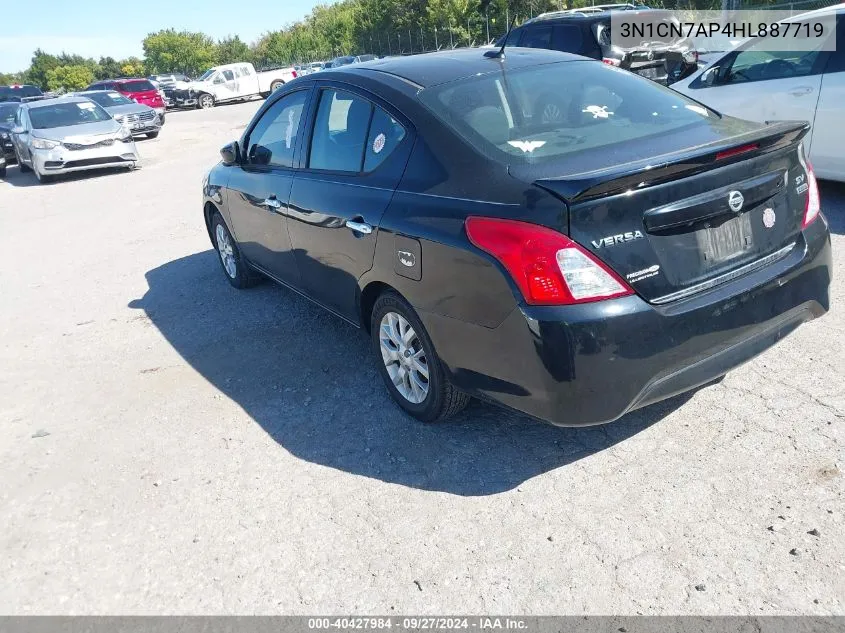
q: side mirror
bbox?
[11,126,26,135]
[220,141,240,166]
[249,145,272,166]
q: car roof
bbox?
[25,96,91,109]
[337,47,582,88]
[791,2,844,18]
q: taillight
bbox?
[292,70,298,78]
[465,217,633,305]
[601,57,621,66]
[797,143,821,228]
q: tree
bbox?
[119,57,146,77]
[97,56,123,79]
[45,65,94,92]
[143,29,217,76]
[25,49,60,90]
[216,35,251,65]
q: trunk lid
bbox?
[533,120,810,304]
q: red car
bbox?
[85,78,166,123]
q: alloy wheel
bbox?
[215,224,237,279]
[379,311,429,404]
[200,95,214,109]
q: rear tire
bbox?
[0,164,6,178]
[270,80,284,93]
[211,212,259,289]
[371,291,470,423]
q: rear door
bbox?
[286,85,413,320]
[807,15,844,180]
[225,88,312,284]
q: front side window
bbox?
[721,27,828,84]
[419,60,718,164]
[246,90,308,168]
[309,89,372,172]
[28,102,111,129]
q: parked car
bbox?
[76,90,161,139]
[307,61,327,73]
[0,84,45,103]
[85,78,167,124]
[148,74,192,107]
[495,6,698,86]
[9,97,138,183]
[672,6,844,182]
[201,48,830,426]
[0,102,19,172]
[167,62,297,109]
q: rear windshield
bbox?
[29,102,112,129]
[418,60,717,165]
[1,85,42,99]
[118,80,156,93]
[85,92,133,107]
[0,103,19,124]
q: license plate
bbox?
[132,123,146,130]
[696,213,753,266]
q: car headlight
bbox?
[0,132,9,140]
[118,129,133,143]
[31,138,59,150]
[113,114,125,122]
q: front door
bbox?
[286,86,413,320]
[225,88,311,284]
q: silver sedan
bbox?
[76,90,162,139]
[10,97,139,183]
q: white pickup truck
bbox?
[168,62,297,109]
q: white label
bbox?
[372,133,386,154]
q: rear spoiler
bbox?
[533,120,808,205]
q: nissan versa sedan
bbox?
[201,48,831,426]
[11,97,139,183]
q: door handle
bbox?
[788,86,813,96]
[261,197,282,210]
[345,219,373,235]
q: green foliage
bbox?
[143,29,217,75]
[45,65,95,92]
[217,35,252,65]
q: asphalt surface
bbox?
[0,100,843,614]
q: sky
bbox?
[0,0,328,73]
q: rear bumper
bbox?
[420,220,831,426]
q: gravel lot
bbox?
[0,100,843,615]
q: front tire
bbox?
[198,94,215,109]
[34,167,52,184]
[371,291,469,423]
[146,131,159,139]
[16,150,31,173]
[211,212,258,289]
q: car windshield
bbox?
[0,103,19,124]
[418,61,719,165]
[333,57,355,66]
[29,101,112,129]
[86,92,133,107]
[119,80,155,93]
[197,69,216,81]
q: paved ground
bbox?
[0,100,843,615]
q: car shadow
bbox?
[128,251,694,496]
[1,164,136,187]
[820,179,845,235]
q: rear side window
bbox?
[519,26,553,49]
[552,24,584,54]
[246,90,308,168]
[364,107,406,171]
[223,70,235,81]
[419,60,718,164]
[309,89,372,172]
[119,80,155,92]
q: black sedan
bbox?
[202,48,831,427]
[0,101,18,177]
